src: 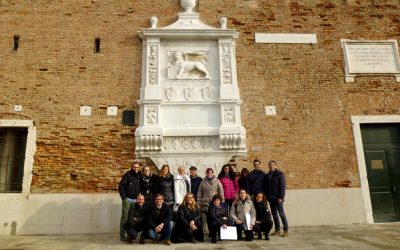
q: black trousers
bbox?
[253,221,272,237]
[236,223,254,241]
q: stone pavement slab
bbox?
[0,223,399,250]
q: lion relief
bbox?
[169,51,210,79]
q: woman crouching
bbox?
[230,189,256,241]
[175,193,204,243]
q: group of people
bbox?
[118,159,288,245]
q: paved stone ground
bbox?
[0,223,399,250]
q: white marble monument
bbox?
[135,0,246,174]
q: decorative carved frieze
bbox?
[220,45,232,84]
[163,136,219,151]
[223,106,235,123]
[148,45,159,85]
[164,86,214,101]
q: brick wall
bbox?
[1,0,399,192]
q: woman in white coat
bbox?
[174,166,191,211]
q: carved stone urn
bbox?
[181,0,196,12]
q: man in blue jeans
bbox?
[147,194,174,245]
[118,162,142,241]
[265,160,289,237]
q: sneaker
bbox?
[164,240,172,245]
[282,231,288,237]
[272,230,280,236]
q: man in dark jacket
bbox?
[248,159,267,197]
[265,160,288,237]
[118,162,142,241]
[147,193,174,245]
[124,194,149,244]
[189,165,202,201]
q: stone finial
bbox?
[150,16,158,28]
[181,0,196,13]
[220,17,227,29]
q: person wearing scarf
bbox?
[140,166,156,205]
[197,168,225,234]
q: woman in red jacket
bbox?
[217,164,239,209]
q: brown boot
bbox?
[282,231,288,237]
[272,230,280,236]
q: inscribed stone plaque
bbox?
[341,40,400,82]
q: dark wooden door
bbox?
[361,124,400,222]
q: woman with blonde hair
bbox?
[174,165,191,211]
[175,193,204,243]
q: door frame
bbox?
[351,115,400,224]
[0,120,36,198]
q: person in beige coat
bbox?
[230,189,256,241]
[197,168,225,233]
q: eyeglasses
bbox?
[186,196,194,199]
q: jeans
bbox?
[269,200,288,232]
[148,221,173,241]
[119,199,135,238]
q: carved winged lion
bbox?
[173,52,209,79]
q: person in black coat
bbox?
[118,162,142,241]
[140,166,156,204]
[253,192,273,240]
[154,164,175,209]
[124,194,149,244]
[238,168,250,194]
[207,194,232,243]
[265,160,288,237]
[189,166,203,201]
[248,159,267,197]
[147,194,174,245]
[175,193,204,243]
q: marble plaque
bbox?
[341,40,400,82]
